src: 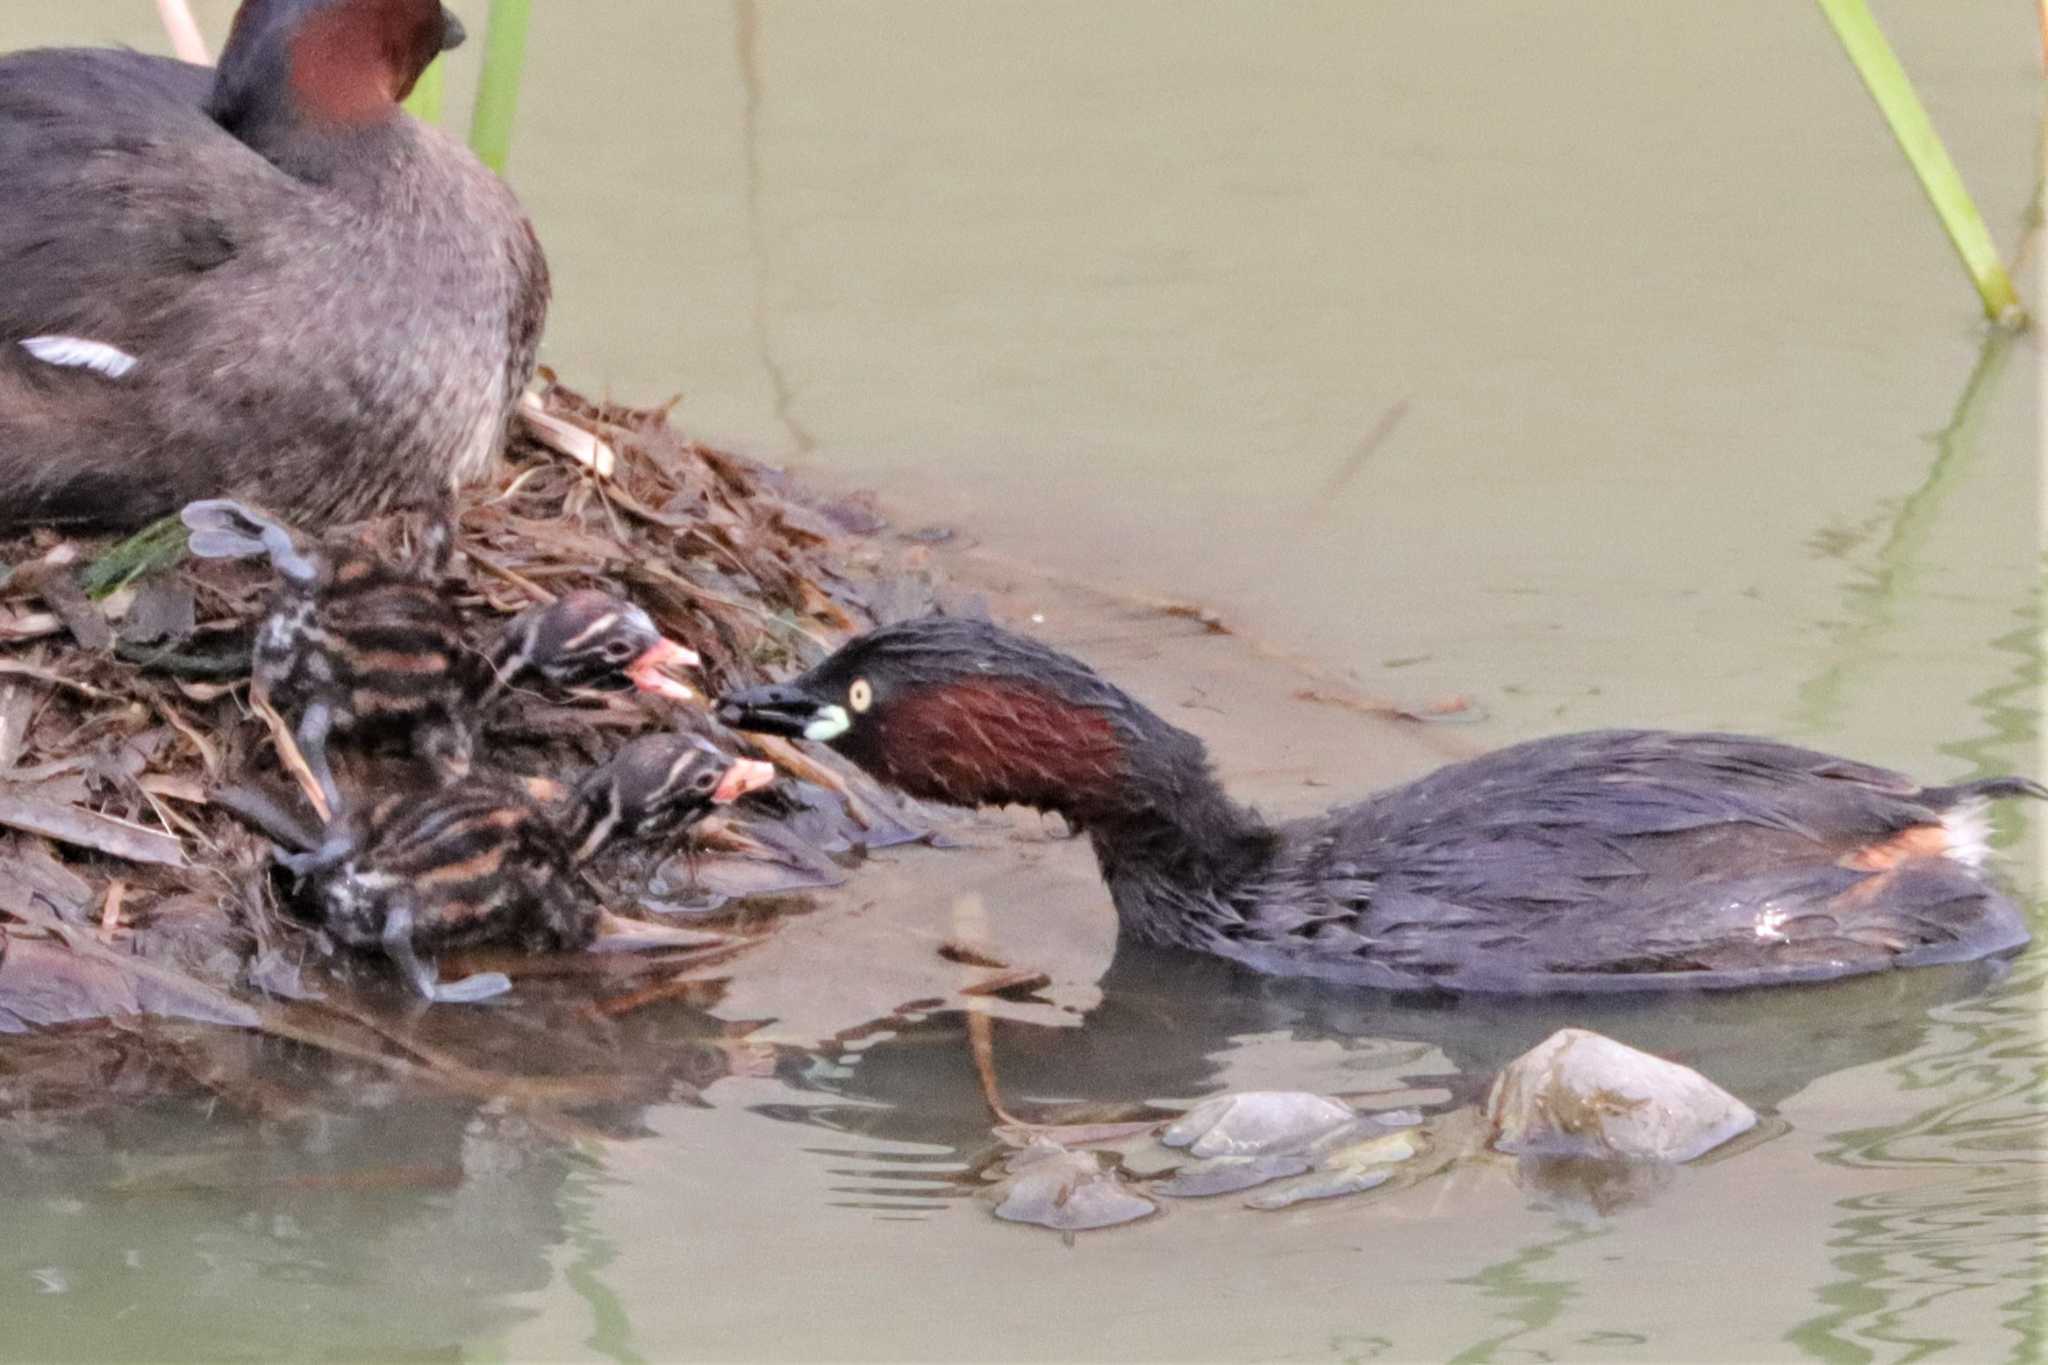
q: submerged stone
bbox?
[1152,1094,1424,1206]
[1241,1129,1420,1209]
[1317,1129,1420,1169]
[1245,1164,1397,1210]
[1160,1091,1359,1158]
[986,1140,1157,1232]
[1156,1153,1315,1198]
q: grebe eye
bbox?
[694,767,720,791]
[849,678,874,714]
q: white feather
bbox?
[20,335,139,380]
[1940,801,1992,869]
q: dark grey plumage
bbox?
[0,0,546,530]
[719,615,2039,994]
[1191,729,2033,992]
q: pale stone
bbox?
[986,1141,1157,1232]
[1486,1027,1757,1163]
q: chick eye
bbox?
[693,768,721,791]
[849,678,874,713]
[602,638,635,661]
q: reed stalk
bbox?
[403,58,445,124]
[1816,0,2023,323]
[469,0,533,173]
[154,0,208,64]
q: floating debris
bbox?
[1485,1027,1758,1163]
[0,897,259,1033]
[0,378,954,1109]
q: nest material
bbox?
[0,378,943,1054]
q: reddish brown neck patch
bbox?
[289,0,436,123]
[865,680,1127,816]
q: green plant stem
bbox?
[403,58,445,124]
[80,515,189,599]
[1816,0,2023,324]
[470,0,533,173]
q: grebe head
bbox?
[211,0,464,156]
[568,734,775,861]
[496,591,701,702]
[717,615,1197,824]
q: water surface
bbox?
[0,3,2039,1361]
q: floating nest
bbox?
[0,377,956,1115]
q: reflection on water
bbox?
[0,1098,564,1356]
[769,945,2019,1142]
[1792,328,2019,738]
[560,1162,638,1365]
[1789,967,2048,1364]
[1445,1223,1612,1365]
[752,940,2025,1242]
[0,903,2041,1358]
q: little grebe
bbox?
[718,616,2040,993]
[184,499,699,817]
[0,0,547,529]
[285,734,777,1002]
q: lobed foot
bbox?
[383,906,511,1006]
[429,971,514,1005]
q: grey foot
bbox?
[277,832,353,879]
[429,971,514,1004]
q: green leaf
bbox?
[80,515,190,600]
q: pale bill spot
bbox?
[804,704,851,743]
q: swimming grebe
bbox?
[284,734,777,1002]
[0,0,546,529]
[718,616,2039,993]
[184,499,699,817]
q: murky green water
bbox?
[0,3,2040,1361]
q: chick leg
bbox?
[275,832,355,880]
[294,702,345,823]
[252,695,333,825]
[381,904,512,1005]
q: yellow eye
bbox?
[849,678,874,713]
